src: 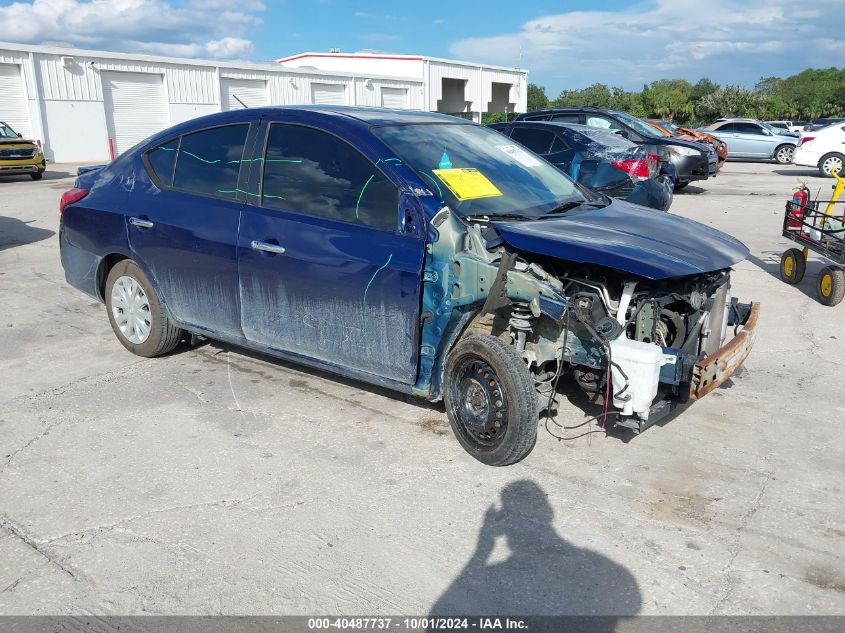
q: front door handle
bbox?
[129,217,154,228]
[251,240,286,255]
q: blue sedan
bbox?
[60,106,758,465]
[702,119,798,163]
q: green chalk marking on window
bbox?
[363,253,393,305]
[420,172,443,198]
[217,189,286,201]
[355,174,375,219]
[183,151,221,164]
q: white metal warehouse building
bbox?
[0,42,527,163]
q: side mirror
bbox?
[17,132,22,138]
[761,128,772,136]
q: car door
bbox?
[237,119,426,384]
[712,123,748,156]
[126,119,256,337]
[734,122,775,157]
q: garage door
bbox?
[221,78,267,110]
[0,64,32,138]
[311,83,347,105]
[381,87,408,109]
[101,71,169,156]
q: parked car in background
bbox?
[766,120,807,135]
[646,119,728,167]
[59,106,758,465]
[488,120,673,211]
[804,118,845,132]
[793,122,845,176]
[0,121,46,180]
[702,119,798,164]
[518,107,716,190]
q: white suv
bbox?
[766,120,807,134]
[793,123,845,177]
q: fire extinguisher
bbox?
[788,185,810,233]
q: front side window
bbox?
[261,124,398,231]
[737,123,764,135]
[510,127,555,155]
[173,124,249,199]
[145,138,179,187]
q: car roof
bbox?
[253,105,466,126]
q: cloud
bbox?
[448,0,842,90]
[0,0,265,59]
[433,18,446,25]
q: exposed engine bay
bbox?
[423,207,757,432]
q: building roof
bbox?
[0,41,423,83]
[276,51,525,74]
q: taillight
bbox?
[612,158,650,180]
[798,136,815,147]
[59,188,89,215]
[647,153,660,179]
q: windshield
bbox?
[613,111,663,138]
[373,123,588,218]
[658,120,679,134]
[0,123,20,139]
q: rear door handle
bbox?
[251,240,286,255]
[129,217,154,228]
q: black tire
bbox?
[779,248,806,285]
[105,259,182,357]
[674,182,690,191]
[818,153,845,178]
[816,266,845,307]
[443,334,538,466]
[773,144,794,165]
[30,171,43,181]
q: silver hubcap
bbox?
[777,147,793,163]
[111,275,151,344]
[823,156,843,175]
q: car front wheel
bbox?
[774,144,794,164]
[443,334,538,466]
[819,153,845,177]
[105,259,182,357]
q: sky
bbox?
[0,0,841,95]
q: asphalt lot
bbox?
[0,161,843,616]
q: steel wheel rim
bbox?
[823,156,842,175]
[777,146,794,164]
[821,274,833,297]
[450,357,508,448]
[783,255,795,277]
[111,275,151,344]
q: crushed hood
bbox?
[492,199,749,280]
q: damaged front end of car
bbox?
[415,204,758,434]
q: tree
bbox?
[690,78,719,103]
[526,83,549,112]
[553,83,613,108]
[695,85,768,120]
[640,79,694,122]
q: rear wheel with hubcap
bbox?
[818,153,845,177]
[774,144,794,165]
[105,260,183,357]
[780,248,806,285]
[816,266,845,306]
[444,334,537,466]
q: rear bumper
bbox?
[690,301,760,400]
[792,147,821,168]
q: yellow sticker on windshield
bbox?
[432,168,503,201]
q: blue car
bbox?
[60,106,759,465]
[488,121,674,211]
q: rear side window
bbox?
[549,114,581,124]
[550,136,570,152]
[716,122,737,132]
[736,123,763,134]
[173,124,249,199]
[145,138,179,187]
[261,123,398,231]
[510,127,555,154]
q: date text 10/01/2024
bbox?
[307,617,529,630]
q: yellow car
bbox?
[0,121,46,181]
